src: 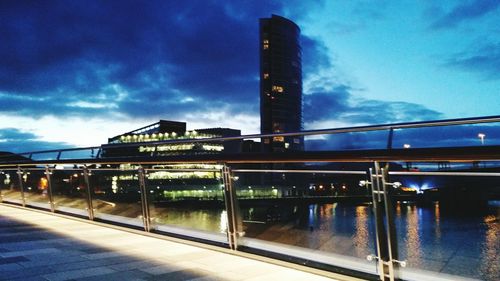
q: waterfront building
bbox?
[103,120,241,157]
[98,120,241,201]
[260,15,303,152]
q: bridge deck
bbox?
[0,204,352,281]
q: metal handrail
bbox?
[3,115,499,160]
[2,145,500,167]
[232,169,367,175]
[389,171,500,177]
[101,114,500,148]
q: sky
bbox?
[0,0,499,152]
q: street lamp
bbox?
[478,133,485,145]
[403,144,411,149]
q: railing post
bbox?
[138,167,152,232]
[45,166,55,212]
[0,171,3,203]
[222,164,241,250]
[17,166,26,207]
[83,166,94,220]
[369,162,388,280]
[381,167,400,281]
[367,162,405,281]
[387,128,394,149]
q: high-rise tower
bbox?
[259,15,303,152]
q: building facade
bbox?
[103,120,241,157]
[260,15,303,152]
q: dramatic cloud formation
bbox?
[0,1,497,152]
[0,1,280,120]
[304,88,442,126]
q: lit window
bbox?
[263,39,269,49]
[273,136,284,142]
[285,143,290,148]
[272,85,284,93]
[263,73,269,79]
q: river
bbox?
[152,200,499,280]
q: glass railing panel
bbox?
[232,164,377,276]
[29,152,58,161]
[388,164,500,281]
[58,149,99,160]
[21,168,52,210]
[392,123,500,149]
[304,130,389,151]
[51,169,89,217]
[89,168,144,228]
[146,164,228,244]
[0,169,23,204]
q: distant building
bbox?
[259,15,303,152]
[103,120,241,157]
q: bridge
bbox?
[1,116,499,281]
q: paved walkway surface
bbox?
[0,204,345,281]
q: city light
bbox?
[478,133,486,145]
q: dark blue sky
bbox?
[0,1,499,152]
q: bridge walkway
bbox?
[0,204,355,281]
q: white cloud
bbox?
[66,101,118,109]
[185,111,260,135]
[0,114,148,148]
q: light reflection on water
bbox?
[353,206,370,257]
[481,213,500,279]
[404,204,422,267]
[434,202,441,240]
[152,202,499,280]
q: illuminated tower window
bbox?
[272,85,284,93]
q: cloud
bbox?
[0,1,280,121]
[444,42,500,79]
[0,0,449,151]
[430,0,500,29]
[303,86,443,128]
[0,128,71,153]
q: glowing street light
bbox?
[403,144,411,149]
[478,133,485,145]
